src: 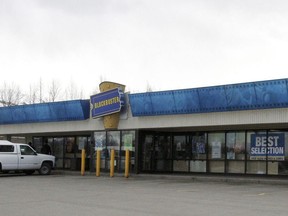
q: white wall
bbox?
[1,108,288,136]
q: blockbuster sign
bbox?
[90,88,124,118]
[250,134,285,160]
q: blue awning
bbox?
[128,78,288,116]
[0,100,90,124]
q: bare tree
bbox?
[90,88,99,96]
[64,80,84,100]
[99,75,106,83]
[146,82,153,92]
[90,75,104,95]
[0,77,101,106]
[0,82,24,106]
[48,79,62,102]
[39,78,44,103]
[25,79,46,104]
[26,84,39,104]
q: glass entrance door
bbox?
[155,135,172,172]
[141,134,172,172]
[142,134,154,171]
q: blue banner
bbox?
[91,88,124,118]
[250,134,285,160]
[0,100,90,124]
[128,78,288,116]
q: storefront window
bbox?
[65,137,76,154]
[107,131,120,150]
[208,133,225,160]
[52,137,64,169]
[208,133,225,173]
[267,131,288,175]
[107,131,120,170]
[173,135,189,172]
[93,131,136,173]
[77,137,88,154]
[226,132,245,174]
[191,133,206,160]
[279,131,288,175]
[174,135,188,160]
[53,137,64,158]
[246,131,267,174]
[75,136,89,171]
[226,132,245,160]
[94,131,106,169]
[32,137,43,153]
[46,137,53,154]
[64,137,75,169]
[190,133,207,172]
[120,131,136,172]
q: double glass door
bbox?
[141,133,207,173]
[142,134,172,172]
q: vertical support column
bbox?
[6,135,11,141]
[81,149,86,176]
[110,149,115,177]
[125,149,130,178]
[96,150,101,177]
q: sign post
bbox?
[125,150,130,178]
[124,134,133,178]
[96,150,101,177]
[110,149,115,177]
[81,149,86,176]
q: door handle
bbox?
[21,157,24,159]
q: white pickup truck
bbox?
[0,140,55,175]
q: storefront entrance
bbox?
[139,130,288,175]
[141,134,173,172]
[140,132,207,173]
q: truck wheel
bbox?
[39,162,52,175]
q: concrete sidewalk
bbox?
[52,170,288,185]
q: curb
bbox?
[52,170,288,185]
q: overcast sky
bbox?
[1,0,288,98]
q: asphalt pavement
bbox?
[1,171,288,216]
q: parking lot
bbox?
[1,173,288,216]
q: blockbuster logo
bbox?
[90,88,125,118]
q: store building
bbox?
[1,79,288,176]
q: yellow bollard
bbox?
[81,149,86,176]
[125,150,130,178]
[96,150,101,177]
[110,149,115,177]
